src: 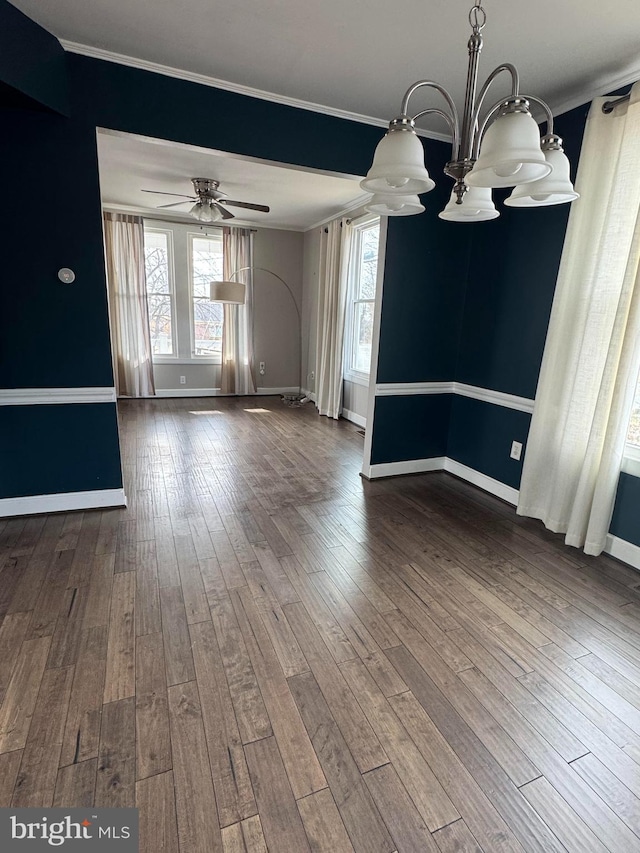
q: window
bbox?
[143,229,174,355]
[190,234,224,357]
[346,217,380,380]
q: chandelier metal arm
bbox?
[518,94,555,136]
[411,108,460,156]
[400,81,460,157]
[468,63,520,154]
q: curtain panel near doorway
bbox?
[220,227,256,395]
[103,212,156,398]
[518,83,640,555]
[315,218,353,419]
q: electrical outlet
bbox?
[510,440,523,461]
[180,375,186,385]
[310,371,315,381]
[259,361,266,375]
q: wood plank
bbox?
[103,570,136,703]
[0,750,22,806]
[135,632,171,780]
[0,635,51,753]
[59,625,107,766]
[289,670,394,853]
[175,533,210,623]
[340,657,459,831]
[53,759,97,807]
[519,775,609,853]
[95,697,136,807]
[231,587,326,798]
[0,612,32,703]
[160,585,195,686]
[168,680,222,853]
[189,619,257,826]
[208,593,272,744]
[135,540,161,637]
[244,736,312,853]
[12,665,74,806]
[432,820,485,853]
[363,763,440,853]
[284,600,388,773]
[137,770,179,853]
[297,788,356,853]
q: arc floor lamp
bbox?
[210,267,309,406]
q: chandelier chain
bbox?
[469,3,486,33]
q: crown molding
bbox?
[549,63,640,119]
[61,40,449,143]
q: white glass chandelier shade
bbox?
[439,185,499,221]
[360,130,435,195]
[209,280,246,304]
[366,192,425,216]
[505,147,579,207]
[465,111,552,188]
[190,202,223,223]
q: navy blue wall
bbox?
[0,0,68,114]
[610,473,640,548]
[370,395,452,465]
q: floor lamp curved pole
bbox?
[209,266,310,406]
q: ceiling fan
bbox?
[142,178,270,222]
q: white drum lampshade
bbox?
[210,280,246,304]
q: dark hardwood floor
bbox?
[2,395,640,852]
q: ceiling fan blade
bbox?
[141,189,196,198]
[214,203,235,221]
[156,200,194,209]
[223,200,270,213]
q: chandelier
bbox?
[361,2,579,221]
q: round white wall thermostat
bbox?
[58,268,76,284]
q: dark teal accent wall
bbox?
[0,404,122,497]
[446,396,531,489]
[610,473,640,548]
[0,0,68,114]
[370,395,452,466]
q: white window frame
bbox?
[144,226,177,362]
[188,230,224,363]
[344,214,381,386]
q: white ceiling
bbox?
[11,0,640,135]
[97,131,367,231]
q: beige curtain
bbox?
[315,218,353,418]
[103,213,155,397]
[220,227,256,395]
[518,83,640,555]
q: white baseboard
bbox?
[1,387,117,406]
[341,408,366,428]
[362,457,446,480]
[443,458,520,506]
[0,488,127,518]
[605,534,640,572]
[154,387,299,398]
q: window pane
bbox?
[192,235,223,298]
[352,301,374,373]
[357,225,380,300]
[193,298,223,356]
[147,294,173,355]
[628,381,640,448]
[144,231,171,294]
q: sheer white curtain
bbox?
[518,83,640,555]
[315,218,353,418]
[220,227,256,395]
[103,212,155,398]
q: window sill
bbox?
[344,371,370,388]
[153,357,222,366]
[622,445,640,478]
